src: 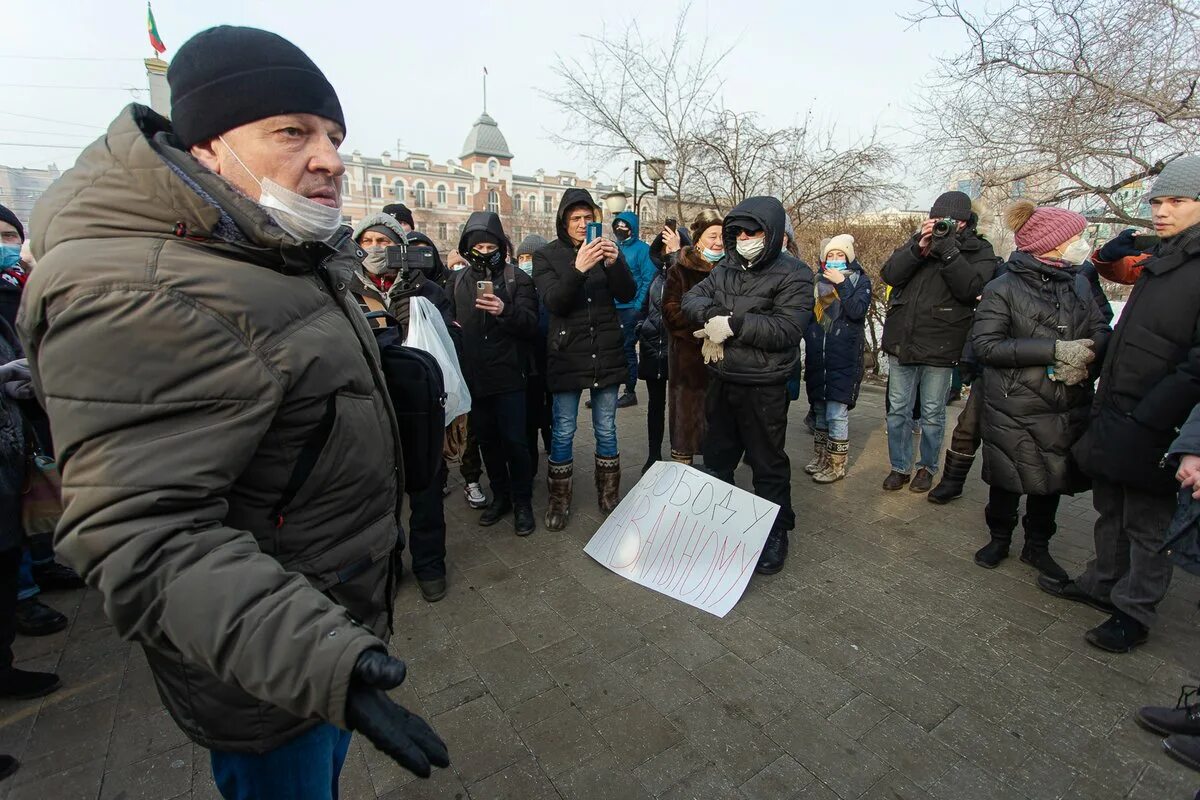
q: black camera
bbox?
[932,218,956,238]
[385,243,435,276]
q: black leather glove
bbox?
[345,650,450,778]
[928,234,960,262]
[1096,228,1143,263]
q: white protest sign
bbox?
[583,461,779,618]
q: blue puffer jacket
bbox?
[804,261,872,408]
[614,211,657,311]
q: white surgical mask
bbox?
[219,136,343,243]
[701,247,723,263]
[1061,239,1091,266]
[735,237,765,263]
[362,246,390,275]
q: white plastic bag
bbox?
[404,296,471,424]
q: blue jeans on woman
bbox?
[210,723,353,800]
[885,357,954,474]
[550,385,619,462]
[811,400,850,440]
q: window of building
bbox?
[414,182,427,208]
[438,222,448,240]
[488,159,499,178]
[457,186,467,206]
[436,184,447,206]
[543,195,553,215]
[411,160,426,170]
[392,180,405,200]
[370,177,382,199]
[956,178,982,200]
[529,195,539,213]
[513,193,522,212]
[341,175,351,196]
[487,190,500,214]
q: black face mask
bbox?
[468,247,504,271]
[613,228,631,242]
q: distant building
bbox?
[946,170,1058,257]
[0,164,61,233]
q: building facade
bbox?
[0,165,62,233]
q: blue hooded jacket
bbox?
[613,211,656,311]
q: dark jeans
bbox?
[645,378,666,461]
[408,460,448,581]
[210,722,352,800]
[987,487,1061,528]
[525,373,552,470]
[460,423,482,484]
[1076,478,1175,628]
[475,390,533,504]
[0,546,19,672]
[617,307,641,391]
[703,379,795,534]
[948,381,983,456]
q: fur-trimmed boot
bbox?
[670,450,693,465]
[545,459,573,532]
[804,431,829,475]
[813,437,849,484]
[596,454,622,514]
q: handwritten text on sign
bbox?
[583,461,779,617]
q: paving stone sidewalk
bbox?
[1,384,1198,800]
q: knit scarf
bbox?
[814,280,839,330]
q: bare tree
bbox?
[907,0,1200,225]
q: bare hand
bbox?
[598,239,619,266]
[822,267,846,285]
[1178,454,1200,499]
[919,219,937,250]
[475,294,505,316]
[662,227,681,255]
[575,240,604,273]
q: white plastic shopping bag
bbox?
[404,296,471,423]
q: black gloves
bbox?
[928,234,960,263]
[345,650,450,778]
[1096,228,1143,263]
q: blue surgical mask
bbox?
[518,259,534,276]
[0,244,20,269]
[826,259,847,271]
[701,247,723,263]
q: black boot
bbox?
[616,389,638,408]
[14,598,67,636]
[514,503,536,536]
[1020,516,1068,583]
[479,494,513,527]
[974,505,1016,569]
[755,530,789,575]
[0,667,60,699]
[928,450,974,504]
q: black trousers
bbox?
[475,390,533,504]
[460,424,482,484]
[525,373,552,471]
[703,379,795,534]
[645,378,666,461]
[408,460,448,581]
[948,377,983,455]
[987,486,1061,528]
[0,546,19,671]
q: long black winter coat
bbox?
[450,213,539,398]
[881,221,997,367]
[804,262,872,408]
[681,196,814,386]
[0,316,25,551]
[637,269,668,381]
[1073,225,1200,495]
[973,252,1112,495]
[532,188,636,393]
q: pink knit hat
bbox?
[1008,201,1087,255]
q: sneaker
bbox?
[417,577,447,603]
[31,561,85,592]
[14,598,67,637]
[1035,575,1117,614]
[616,391,638,409]
[1085,611,1149,653]
[463,482,487,509]
[909,468,934,493]
[0,668,60,699]
[1164,734,1200,773]
[882,470,910,491]
[0,755,16,782]
[1137,686,1200,737]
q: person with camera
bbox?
[1041,156,1200,653]
[682,196,813,575]
[449,213,539,535]
[532,190,635,531]
[880,191,997,493]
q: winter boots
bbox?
[596,454,622,514]
[1020,517,1068,583]
[755,530,789,575]
[804,431,829,475]
[670,450,693,465]
[813,438,849,484]
[928,449,975,504]
[974,505,1017,568]
[545,459,573,532]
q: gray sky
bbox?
[1,0,968,208]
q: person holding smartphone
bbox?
[532,190,635,531]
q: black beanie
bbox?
[929,191,974,222]
[168,26,345,148]
[383,204,415,229]
[464,230,502,251]
[0,204,23,242]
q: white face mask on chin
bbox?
[219,136,343,243]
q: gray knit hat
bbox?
[516,233,548,258]
[1148,156,1200,200]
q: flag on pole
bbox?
[147,3,166,55]
[483,66,488,76]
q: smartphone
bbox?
[665,218,677,232]
[586,222,604,244]
[476,280,494,298]
[1132,234,1160,251]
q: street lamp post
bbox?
[632,158,668,216]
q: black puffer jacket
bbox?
[450,212,539,397]
[0,317,25,552]
[1074,224,1200,495]
[681,196,813,385]
[972,252,1112,495]
[637,267,668,381]
[881,220,998,367]
[532,188,636,393]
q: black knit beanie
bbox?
[168,26,345,148]
[383,204,415,229]
[464,230,502,251]
[0,204,23,242]
[929,191,974,222]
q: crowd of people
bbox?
[1,23,1199,797]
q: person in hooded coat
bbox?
[971,201,1111,583]
[532,189,635,531]
[516,234,552,474]
[803,234,872,484]
[612,211,657,407]
[636,228,670,473]
[682,196,814,575]
[405,230,451,291]
[449,212,539,535]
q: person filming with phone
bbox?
[532,190,635,532]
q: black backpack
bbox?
[370,313,447,494]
